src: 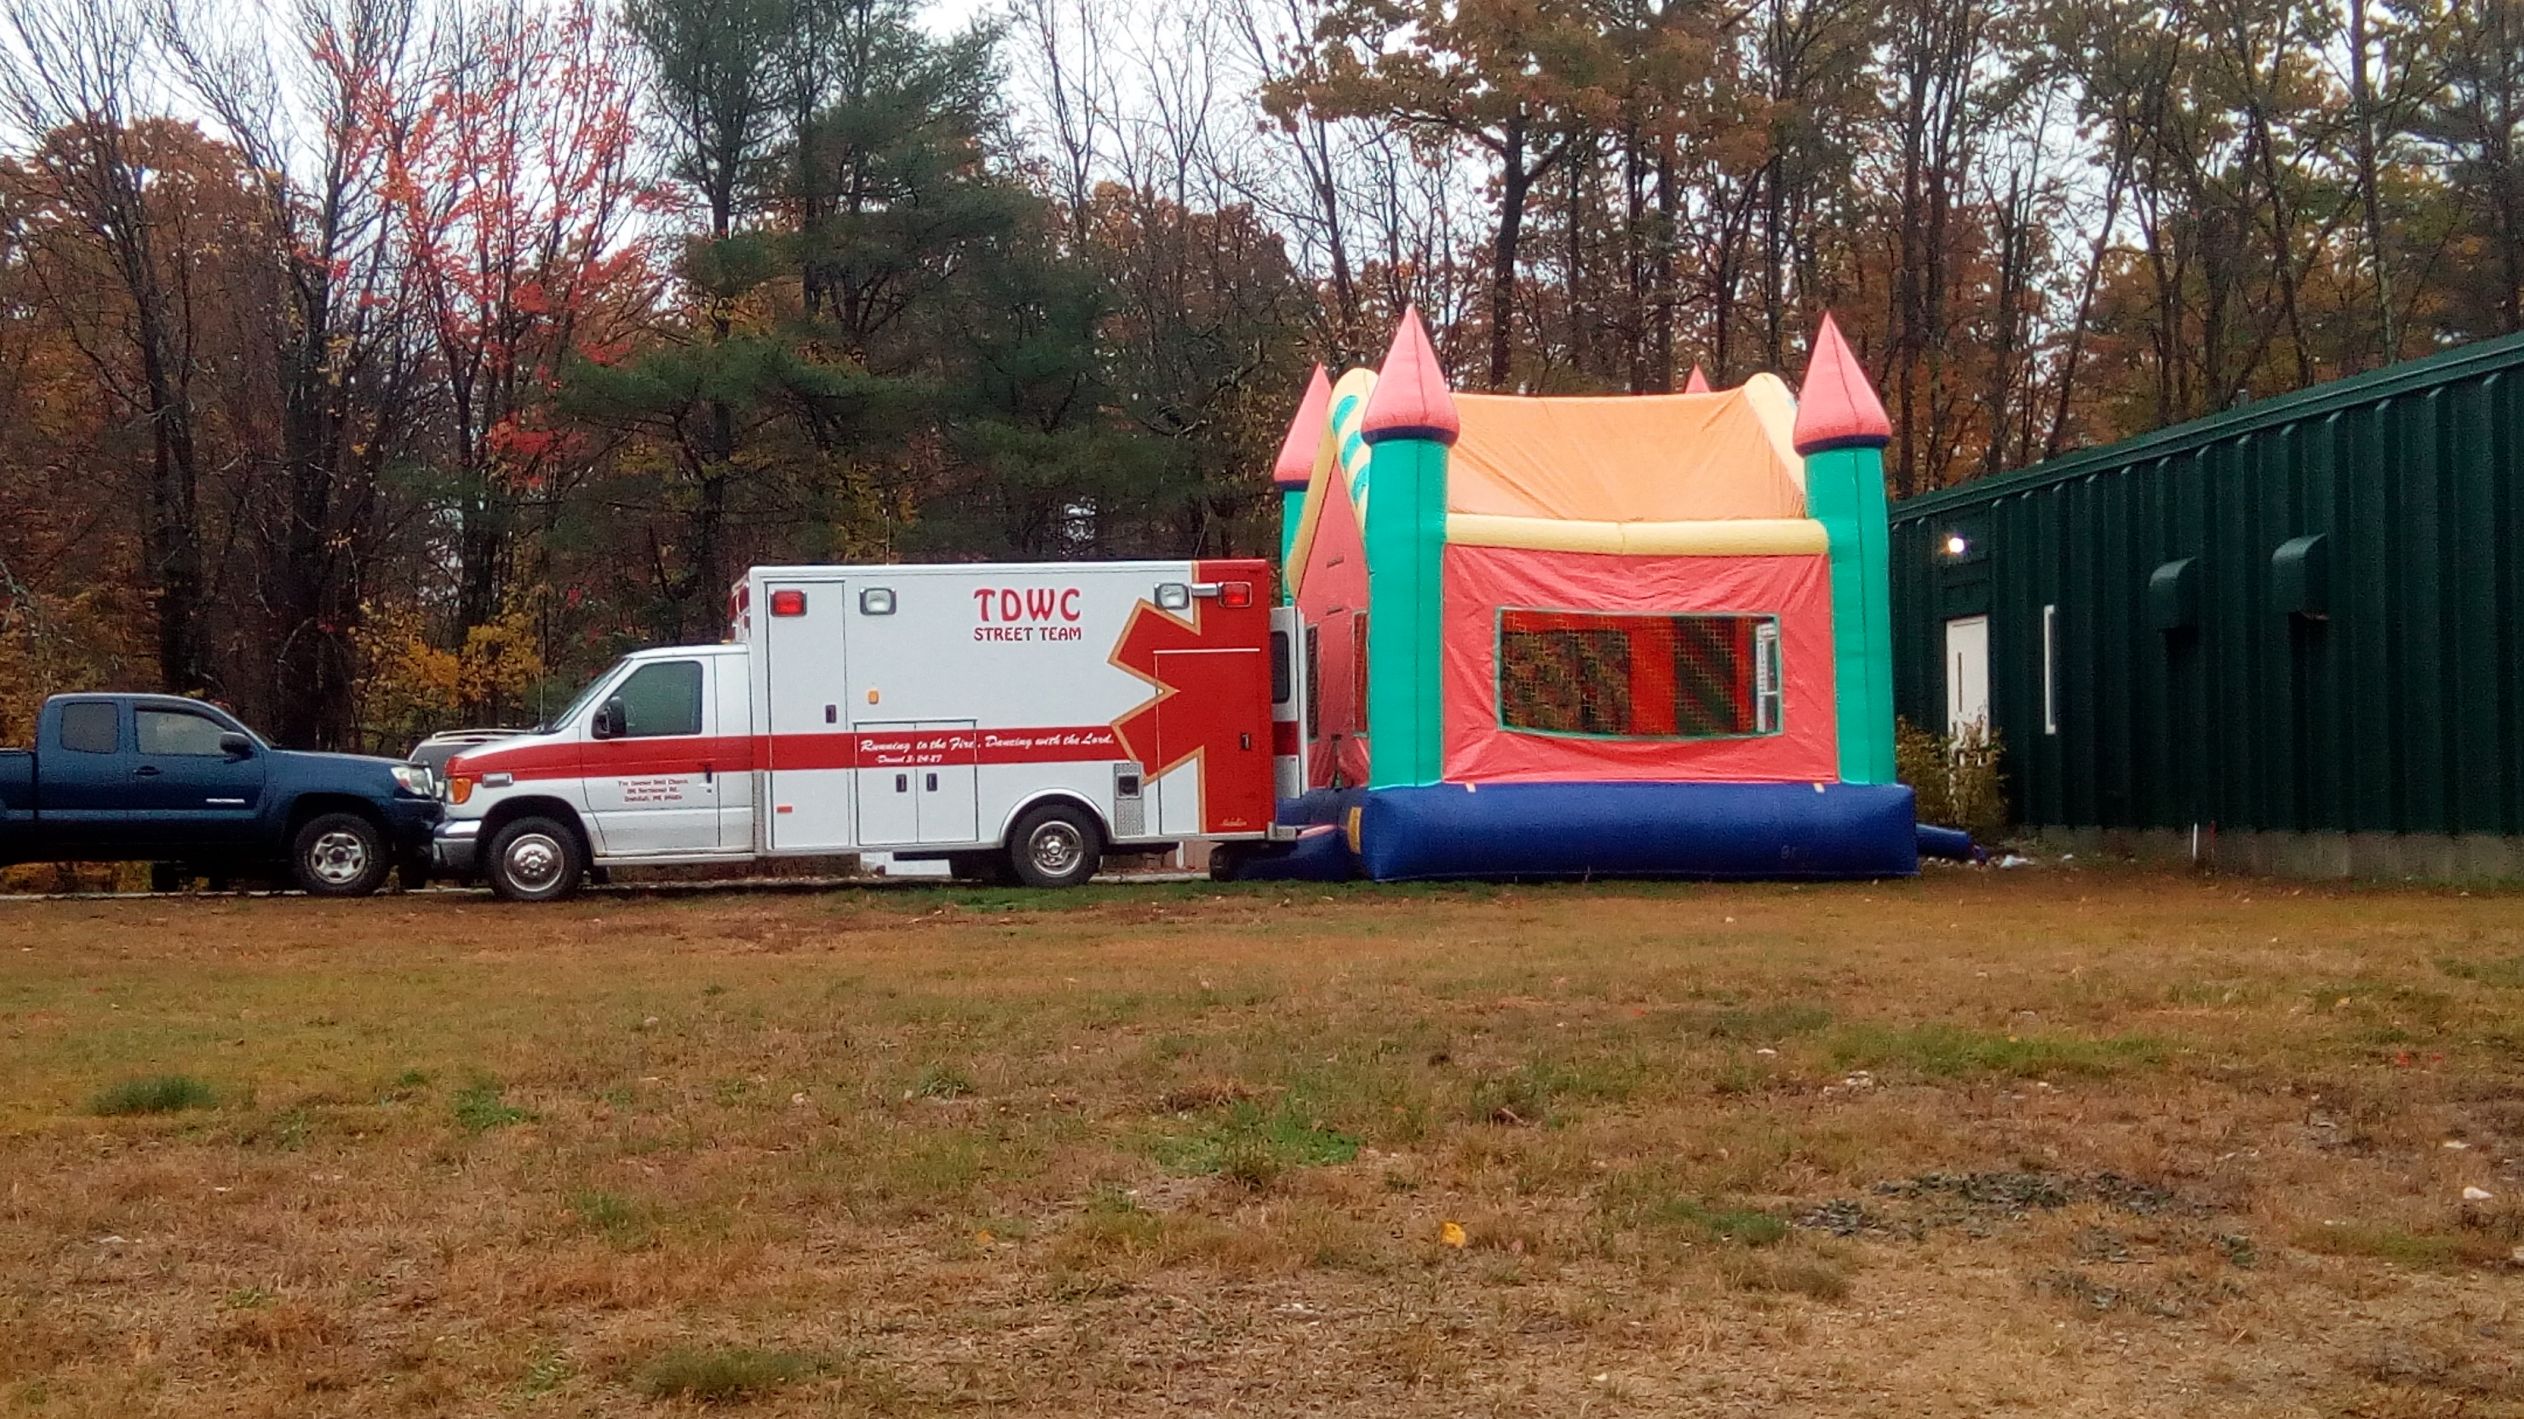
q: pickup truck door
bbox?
[34,699,141,858]
[581,657,728,857]
[126,704,267,850]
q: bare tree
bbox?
[159,0,421,746]
[1,0,215,698]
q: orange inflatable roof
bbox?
[1446,373,1806,523]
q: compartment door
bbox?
[851,722,923,846]
[914,720,979,844]
[765,581,854,851]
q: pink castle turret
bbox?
[1360,306,1459,447]
[1792,313,1891,454]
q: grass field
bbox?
[3,867,2521,1416]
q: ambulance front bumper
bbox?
[432,818,483,877]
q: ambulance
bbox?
[433,560,1307,901]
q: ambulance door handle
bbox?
[824,705,836,724]
[702,764,715,785]
[894,774,908,793]
[924,773,938,792]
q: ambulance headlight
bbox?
[1155,582,1191,611]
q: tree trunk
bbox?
[1490,117,1530,389]
[2347,0,2397,360]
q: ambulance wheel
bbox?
[1009,805,1100,889]
[486,816,584,903]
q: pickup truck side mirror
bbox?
[217,731,253,760]
[592,698,625,740]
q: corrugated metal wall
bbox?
[1888,332,2524,841]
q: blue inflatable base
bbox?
[1271,780,1917,883]
[1227,823,1358,882]
[1914,822,1985,864]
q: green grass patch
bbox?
[1152,1097,1360,1186]
[911,1063,974,1099]
[1599,1172,1789,1246]
[634,1345,819,1403]
[1722,1251,1853,1299]
[1826,1021,2163,1079]
[569,1189,655,1247]
[1061,1187,1167,1258]
[1465,1057,1644,1127]
[452,1079,532,1133]
[1688,1001,1834,1041]
[89,1074,217,1116]
[2297,1223,2482,1269]
[2439,955,2524,989]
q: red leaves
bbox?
[370,0,646,469]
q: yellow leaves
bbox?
[353,602,545,739]
[1438,1219,1468,1249]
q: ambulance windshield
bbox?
[537,659,625,734]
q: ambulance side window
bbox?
[1270,631,1292,705]
[611,661,705,738]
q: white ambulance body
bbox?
[434,559,1303,900]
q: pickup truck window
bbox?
[136,707,231,756]
[58,702,119,754]
[615,661,704,738]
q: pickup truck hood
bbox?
[271,750,418,785]
[279,750,411,772]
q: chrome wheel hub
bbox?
[1029,822,1083,876]
[504,833,565,890]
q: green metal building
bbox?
[1887,333,2524,879]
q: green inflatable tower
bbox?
[1359,309,1457,789]
[1794,313,1897,786]
[1270,365,1332,601]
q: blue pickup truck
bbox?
[0,695,443,895]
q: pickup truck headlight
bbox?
[391,764,435,797]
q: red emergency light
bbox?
[769,589,807,617]
[1219,581,1253,608]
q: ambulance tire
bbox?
[485,816,585,903]
[1008,805,1101,889]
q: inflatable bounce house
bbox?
[1260,308,1924,881]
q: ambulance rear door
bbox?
[761,577,855,851]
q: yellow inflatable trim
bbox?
[1445,514,1829,556]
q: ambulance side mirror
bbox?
[592,698,624,740]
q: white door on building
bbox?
[1944,615,1991,736]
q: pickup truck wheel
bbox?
[292,813,391,897]
[1008,805,1101,889]
[486,817,583,903]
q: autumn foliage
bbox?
[1,0,2516,750]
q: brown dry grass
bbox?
[3,867,2522,1416]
